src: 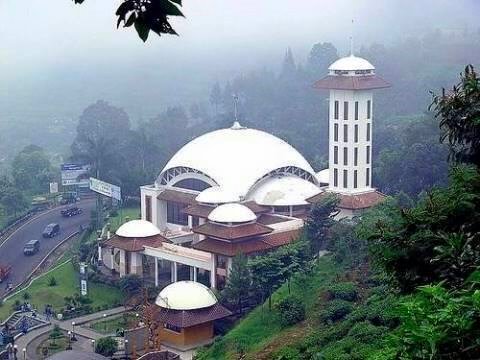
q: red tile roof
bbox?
[102,234,166,252]
[193,222,273,240]
[148,303,232,328]
[256,213,291,225]
[192,229,301,256]
[307,190,386,210]
[157,190,197,205]
[313,75,391,91]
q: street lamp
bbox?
[67,331,72,350]
[124,339,129,360]
[103,313,107,333]
[13,344,18,360]
[71,321,77,341]
[22,348,26,360]
[91,339,95,351]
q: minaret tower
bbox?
[313,51,390,215]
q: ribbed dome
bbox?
[329,55,375,72]
[116,220,160,238]
[158,123,316,199]
[208,203,257,223]
[155,281,217,310]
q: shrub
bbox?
[327,282,358,302]
[118,274,143,296]
[347,321,387,344]
[48,276,57,287]
[320,300,353,323]
[95,337,118,357]
[274,346,301,360]
[22,292,30,301]
[276,296,306,327]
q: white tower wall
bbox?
[328,89,373,194]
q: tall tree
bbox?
[280,47,297,79]
[222,254,251,314]
[305,194,339,253]
[248,254,283,310]
[11,145,54,194]
[307,42,338,78]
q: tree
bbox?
[95,337,118,357]
[248,254,283,310]
[0,188,29,218]
[11,145,54,194]
[307,42,338,78]
[305,194,339,252]
[222,254,251,314]
[72,0,184,42]
[280,47,296,79]
[119,274,143,296]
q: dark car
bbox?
[23,240,40,256]
[42,223,60,238]
[61,207,83,217]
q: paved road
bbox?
[0,199,95,297]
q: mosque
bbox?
[101,52,390,292]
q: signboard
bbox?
[79,263,88,296]
[89,177,121,201]
[49,182,59,194]
[61,164,90,187]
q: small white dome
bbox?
[329,55,375,72]
[207,203,257,223]
[316,169,329,184]
[196,186,240,204]
[116,219,160,238]
[249,176,321,206]
[155,281,217,310]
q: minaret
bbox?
[313,52,390,215]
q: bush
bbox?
[22,292,30,301]
[347,321,387,344]
[118,274,143,296]
[274,346,301,360]
[320,300,353,323]
[276,296,306,327]
[48,276,57,287]
[327,282,358,302]
[95,337,118,357]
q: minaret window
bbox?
[354,147,358,166]
[354,125,358,143]
[343,170,348,188]
[343,147,348,165]
[343,101,349,120]
[367,100,371,119]
[334,146,338,164]
[355,101,359,120]
[334,124,339,142]
[145,195,152,222]
[366,145,371,164]
[354,170,358,188]
[343,124,348,142]
[334,101,339,120]
[366,168,371,186]
[334,168,338,187]
[367,123,371,141]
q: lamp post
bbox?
[71,321,77,341]
[103,313,107,333]
[22,348,26,360]
[124,339,129,360]
[67,331,72,350]
[91,339,95,352]
[13,344,18,360]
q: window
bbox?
[165,323,182,333]
[334,123,338,142]
[192,216,199,227]
[334,101,339,120]
[367,123,371,141]
[343,101,349,120]
[343,147,348,165]
[366,168,370,186]
[366,145,371,164]
[333,168,338,187]
[145,195,152,222]
[173,179,210,192]
[334,146,338,164]
[354,101,359,120]
[354,125,358,143]
[354,147,358,166]
[166,201,188,225]
[354,170,358,188]
[343,124,348,142]
[367,100,371,119]
[343,170,348,188]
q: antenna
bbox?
[233,94,239,122]
[350,19,355,56]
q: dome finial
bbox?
[231,94,245,129]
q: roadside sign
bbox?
[61,164,90,187]
[89,177,122,201]
[80,263,88,296]
[49,182,59,194]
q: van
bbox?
[23,240,40,256]
[42,223,60,238]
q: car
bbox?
[23,240,40,256]
[61,207,83,217]
[42,223,60,238]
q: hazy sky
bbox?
[1,0,479,120]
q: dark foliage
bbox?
[276,296,306,327]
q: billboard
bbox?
[61,164,90,187]
[89,177,121,201]
[49,182,59,194]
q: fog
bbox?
[0,0,479,120]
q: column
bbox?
[171,262,178,283]
[210,257,216,289]
[154,258,159,287]
[193,267,197,282]
[119,249,126,277]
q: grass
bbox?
[0,260,124,322]
[89,312,138,335]
[196,256,342,360]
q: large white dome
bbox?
[208,203,257,223]
[116,220,160,238]
[159,123,317,199]
[155,281,217,310]
[329,55,375,72]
